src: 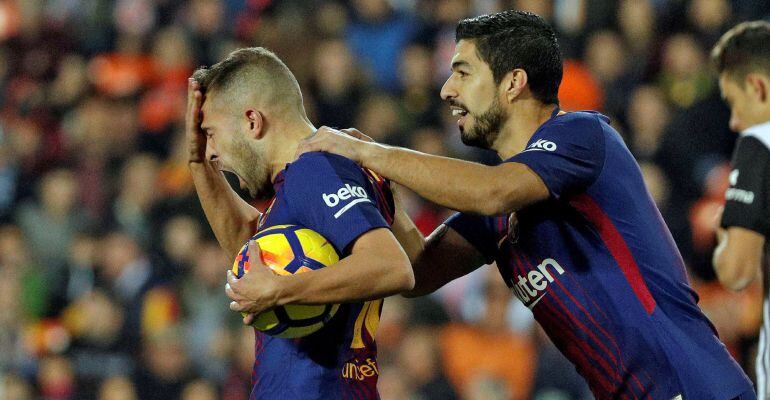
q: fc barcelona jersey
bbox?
[447,110,753,399]
[249,152,394,400]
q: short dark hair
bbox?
[711,20,770,81]
[456,10,562,105]
[192,47,304,112]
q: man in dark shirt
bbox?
[712,20,770,398]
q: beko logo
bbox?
[322,184,371,218]
[523,139,557,152]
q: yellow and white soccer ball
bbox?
[232,224,340,338]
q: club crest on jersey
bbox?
[524,139,557,152]
[511,258,565,309]
[498,213,520,247]
[322,184,371,219]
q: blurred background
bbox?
[0,0,768,399]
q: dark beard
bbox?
[460,97,506,149]
[231,136,273,200]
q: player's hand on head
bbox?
[186,78,207,164]
[225,241,281,320]
[296,126,370,164]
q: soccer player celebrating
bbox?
[300,10,755,399]
[712,21,770,397]
[186,47,413,399]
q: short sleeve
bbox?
[283,152,390,254]
[508,114,606,200]
[721,136,770,236]
[444,212,505,264]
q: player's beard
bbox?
[230,134,274,200]
[460,96,506,150]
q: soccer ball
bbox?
[232,224,341,338]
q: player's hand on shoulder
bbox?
[186,78,207,164]
[340,128,374,143]
[296,126,372,164]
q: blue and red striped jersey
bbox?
[447,110,753,399]
[249,151,394,400]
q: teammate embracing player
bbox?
[300,10,756,399]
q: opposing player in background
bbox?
[711,21,770,398]
[300,10,755,399]
[186,47,413,399]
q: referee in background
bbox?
[712,20,770,397]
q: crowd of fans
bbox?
[1,0,769,399]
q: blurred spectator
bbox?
[37,355,76,400]
[397,326,458,399]
[133,326,193,400]
[626,85,671,160]
[440,269,536,399]
[97,376,138,400]
[50,231,99,316]
[308,38,364,129]
[97,231,165,349]
[558,59,604,112]
[687,0,732,46]
[354,94,408,145]
[62,290,132,399]
[182,242,236,382]
[658,33,714,109]
[110,154,160,247]
[1,374,34,400]
[15,168,91,271]
[0,225,50,320]
[583,29,637,119]
[181,379,219,400]
[398,43,443,129]
[617,0,656,62]
[158,214,203,279]
[655,90,733,276]
[346,0,420,92]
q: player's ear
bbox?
[504,69,528,103]
[245,110,265,140]
[745,73,768,103]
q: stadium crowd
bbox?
[0,0,769,399]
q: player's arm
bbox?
[389,185,427,263]
[298,128,549,215]
[277,228,413,304]
[376,182,486,295]
[226,228,413,314]
[403,224,487,297]
[713,136,769,291]
[713,227,765,291]
[187,78,260,257]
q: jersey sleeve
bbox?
[508,114,606,200]
[443,212,505,264]
[720,136,770,236]
[283,152,390,254]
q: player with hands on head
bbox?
[186,47,413,400]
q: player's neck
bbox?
[269,119,316,182]
[494,101,558,159]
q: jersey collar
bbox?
[742,120,770,137]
